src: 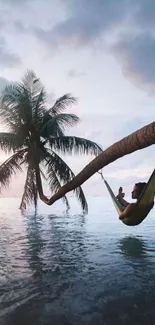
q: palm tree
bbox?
[0,70,103,213]
[38,121,155,208]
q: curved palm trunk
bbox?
[38,121,155,207]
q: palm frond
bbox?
[48,94,76,116]
[37,146,70,209]
[21,69,37,91]
[0,71,47,131]
[40,114,80,138]
[0,84,22,129]
[33,87,47,124]
[0,132,21,153]
[62,195,70,211]
[0,82,32,128]
[22,70,47,124]
[20,165,38,211]
[39,114,79,138]
[40,167,48,181]
[0,149,26,191]
[1,83,21,110]
[49,136,103,155]
[44,149,88,213]
[45,161,70,210]
[39,114,65,138]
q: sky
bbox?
[0,0,155,198]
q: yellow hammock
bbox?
[102,169,155,226]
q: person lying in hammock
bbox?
[116,182,154,220]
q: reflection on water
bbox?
[119,236,148,258]
[26,215,45,278]
[1,197,155,324]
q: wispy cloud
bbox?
[67,69,86,78]
[32,0,128,49]
[23,0,154,93]
[2,0,154,92]
[111,33,155,94]
[0,37,21,67]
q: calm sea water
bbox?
[1,197,155,325]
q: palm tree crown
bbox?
[0,70,102,212]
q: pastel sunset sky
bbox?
[0,0,155,197]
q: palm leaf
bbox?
[21,69,39,93]
[21,69,36,87]
[0,71,47,130]
[49,136,103,155]
[0,149,26,191]
[37,145,70,209]
[44,149,88,213]
[0,84,22,130]
[1,83,21,110]
[0,132,21,152]
[40,167,48,181]
[45,161,70,210]
[39,114,65,138]
[48,94,76,116]
[40,113,80,139]
[33,87,47,124]
[22,70,47,124]
[0,82,32,128]
[20,165,38,211]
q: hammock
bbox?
[101,169,155,226]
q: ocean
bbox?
[1,197,155,325]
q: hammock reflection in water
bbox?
[119,236,148,259]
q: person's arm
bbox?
[116,187,129,208]
[119,203,136,220]
[117,196,129,208]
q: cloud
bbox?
[134,0,155,28]
[67,114,153,153]
[13,20,28,34]
[112,33,155,94]
[1,0,30,5]
[27,0,155,93]
[33,0,129,50]
[53,0,155,45]
[0,37,21,67]
[67,69,86,78]
[3,0,154,93]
